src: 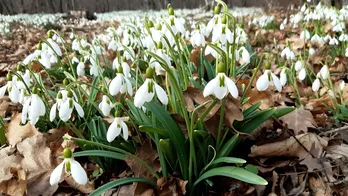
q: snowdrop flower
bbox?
[238,46,250,64]
[134,67,168,108]
[312,77,321,92]
[311,34,324,44]
[329,37,339,45]
[149,48,171,75]
[108,39,119,51]
[76,61,85,77]
[204,45,217,58]
[107,111,128,142]
[309,48,316,56]
[203,63,238,99]
[38,52,52,68]
[295,60,303,72]
[190,29,206,47]
[256,63,282,92]
[21,88,46,125]
[280,68,287,86]
[281,47,295,60]
[46,38,62,56]
[57,90,84,122]
[98,95,113,116]
[212,22,233,44]
[319,65,329,80]
[340,81,345,91]
[298,68,306,81]
[166,5,185,35]
[109,68,133,96]
[207,6,222,34]
[112,57,130,77]
[50,148,88,185]
[0,74,20,103]
[345,48,348,57]
[300,30,310,40]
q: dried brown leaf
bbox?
[249,133,328,160]
[279,107,317,135]
[157,176,187,196]
[6,113,39,146]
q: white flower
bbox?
[309,48,316,56]
[98,95,113,116]
[295,61,303,72]
[311,34,324,44]
[300,30,311,40]
[298,68,306,81]
[109,73,133,96]
[21,92,46,125]
[280,69,287,86]
[50,148,88,185]
[134,77,168,108]
[108,39,119,51]
[190,30,205,47]
[238,46,250,64]
[345,48,348,57]
[329,38,339,45]
[312,78,320,92]
[340,81,345,91]
[107,117,128,142]
[0,79,20,104]
[212,24,233,44]
[256,70,282,92]
[54,91,84,122]
[281,47,296,60]
[319,65,329,80]
[203,72,238,100]
[38,52,52,68]
[47,38,62,56]
[149,50,171,75]
[76,62,85,77]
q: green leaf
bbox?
[239,108,276,134]
[194,166,268,188]
[217,134,239,158]
[73,150,126,160]
[243,101,262,119]
[211,157,246,166]
[145,102,189,180]
[273,107,295,118]
[139,125,169,138]
[244,164,258,175]
[90,177,155,196]
[203,56,215,81]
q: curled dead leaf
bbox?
[6,113,39,146]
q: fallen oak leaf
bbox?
[279,107,317,135]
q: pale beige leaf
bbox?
[279,107,317,135]
[6,113,39,146]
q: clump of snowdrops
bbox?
[3,0,348,194]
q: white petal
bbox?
[125,78,133,96]
[312,78,320,92]
[50,161,65,185]
[0,84,8,97]
[121,121,129,140]
[155,83,168,105]
[203,78,218,97]
[59,100,72,122]
[9,85,20,103]
[109,74,123,96]
[271,73,282,92]
[107,119,122,142]
[73,101,84,117]
[50,103,57,122]
[70,159,88,185]
[21,98,31,124]
[134,80,149,108]
[225,76,239,98]
[213,85,227,100]
[256,74,270,91]
[298,68,306,81]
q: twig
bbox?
[318,125,348,136]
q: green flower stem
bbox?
[241,54,264,100]
[194,99,218,128]
[66,136,160,179]
[216,98,226,152]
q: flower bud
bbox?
[147,20,154,28]
[47,30,53,38]
[63,148,72,158]
[32,87,38,94]
[265,61,271,70]
[67,90,73,98]
[156,41,163,49]
[115,110,121,117]
[221,15,227,24]
[216,62,225,73]
[36,42,42,50]
[6,73,12,81]
[63,79,69,86]
[168,5,174,15]
[17,64,23,72]
[57,92,63,99]
[145,67,154,79]
[214,5,221,15]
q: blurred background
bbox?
[0,0,306,15]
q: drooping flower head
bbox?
[107,110,129,142]
[256,62,282,92]
[203,62,239,100]
[134,67,168,108]
[50,147,88,185]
